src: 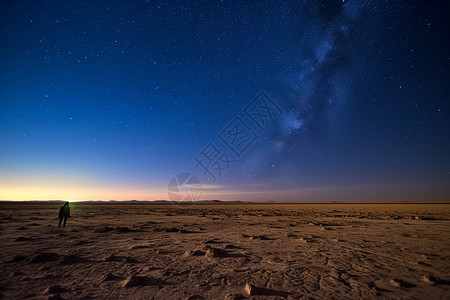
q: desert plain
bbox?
[0,202,449,300]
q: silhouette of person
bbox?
[58,202,71,227]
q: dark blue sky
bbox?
[1,0,449,201]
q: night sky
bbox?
[1,1,449,202]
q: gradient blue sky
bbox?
[1,0,449,201]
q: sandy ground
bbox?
[0,202,449,300]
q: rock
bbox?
[73,240,92,246]
[104,254,122,262]
[389,279,402,288]
[59,254,82,265]
[122,275,155,287]
[9,255,28,262]
[183,250,205,257]
[204,239,220,244]
[95,226,114,233]
[205,248,226,258]
[165,227,179,232]
[125,257,138,263]
[44,285,67,294]
[421,275,436,285]
[15,237,32,242]
[130,245,151,250]
[249,235,269,240]
[31,253,59,263]
[103,273,120,281]
[114,226,135,233]
[11,271,24,276]
[299,238,308,243]
[244,283,255,296]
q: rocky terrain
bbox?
[0,202,449,299]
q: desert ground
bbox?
[0,202,449,300]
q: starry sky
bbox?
[1,0,449,202]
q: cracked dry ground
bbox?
[0,203,449,299]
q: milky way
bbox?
[232,1,381,181]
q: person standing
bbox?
[58,202,71,227]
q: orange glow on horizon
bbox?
[0,173,170,201]
[0,186,168,201]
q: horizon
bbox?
[1,199,450,205]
